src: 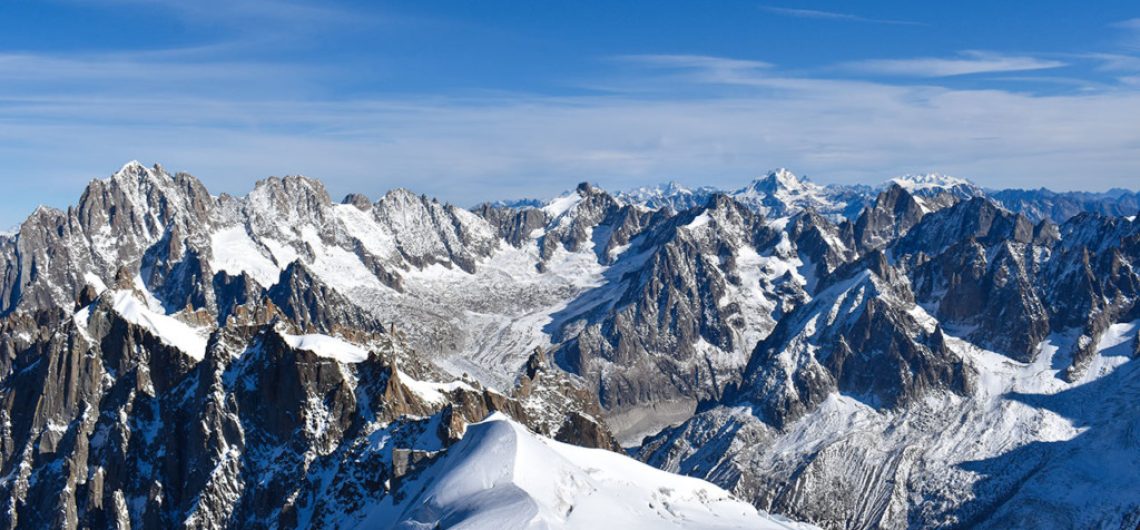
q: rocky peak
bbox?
[616,180,720,211]
[377,187,424,207]
[342,193,372,211]
[730,168,857,220]
[852,183,927,252]
[749,168,808,194]
[733,250,972,428]
[471,203,548,247]
[266,260,384,336]
[886,173,981,198]
[81,162,213,244]
[373,187,499,273]
[989,187,1140,223]
[660,180,688,194]
[105,160,167,192]
[786,210,855,276]
[893,197,1033,258]
[576,181,602,197]
[247,174,334,231]
[537,183,630,263]
[1033,218,1061,246]
[551,194,770,424]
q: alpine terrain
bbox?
[2,161,1139,529]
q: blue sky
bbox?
[2,0,1140,227]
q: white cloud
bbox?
[74,0,367,27]
[1112,18,1140,31]
[760,6,921,26]
[1079,52,1140,72]
[843,50,1066,77]
[1,47,1138,227]
[1112,18,1140,49]
[0,52,302,86]
[617,54,773,71]
[614,54,774,86]
[4,74,1140,208]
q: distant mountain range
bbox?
[610,169,1139,224]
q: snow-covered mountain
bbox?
[617,181,719,212]
[2,161,1139,529]
[989,186,1140,223]
[617,169,1136,224]
[637,196,1140,528]
[617,169,874,221]
[729,169,856,219]
[356,413,813,529]
[887,173,980,195]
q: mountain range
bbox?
[1,161,1138,529]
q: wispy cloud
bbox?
[760,5,922,26]
[1111,18,1140,49]
[57,0,388,51]
[843,51,1066,77]
[1111,18,1140,31]
[0,52,300,83]
[618,54,772,71]
[1075,52,1140,72]
[2,0,1140,231]
[3,49,1140,227]
[0,52,324,110]
[72,0,367,27]
[614,54,774,86]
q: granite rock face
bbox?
[0,289,615,529]
[550,194,843,422]
[638,190,1140,530]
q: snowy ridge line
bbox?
[355,413,817,529]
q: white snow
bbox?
[131,274,166,313]
[110,291,210,360]
[212,201,388,300]
[677,315,1140,529]
[617,181,710,209]
[260,238,300,269]
[298,226,389,295]
[542,193,582,219]
[1085,319,1139,380]
[73,305,93,342]
[888,173,972,191]
[83,272,107,293]
[356,414,813,529]
[729,244,784,348]
[397,369,476,404]
[334,204,398,258]
[962,320,1139,399]
[117,160,145,174]
[74,305,91,329]
[209,226,286,287]
[281,332,370,363]
[399,236,611,389]
[686,211,711,229]
[731,169,844,219]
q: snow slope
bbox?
[358,414,814,530]
[280,332,370,363]
[887,173,975,193]
[109,290,210,360]
[641,312,1140,529]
